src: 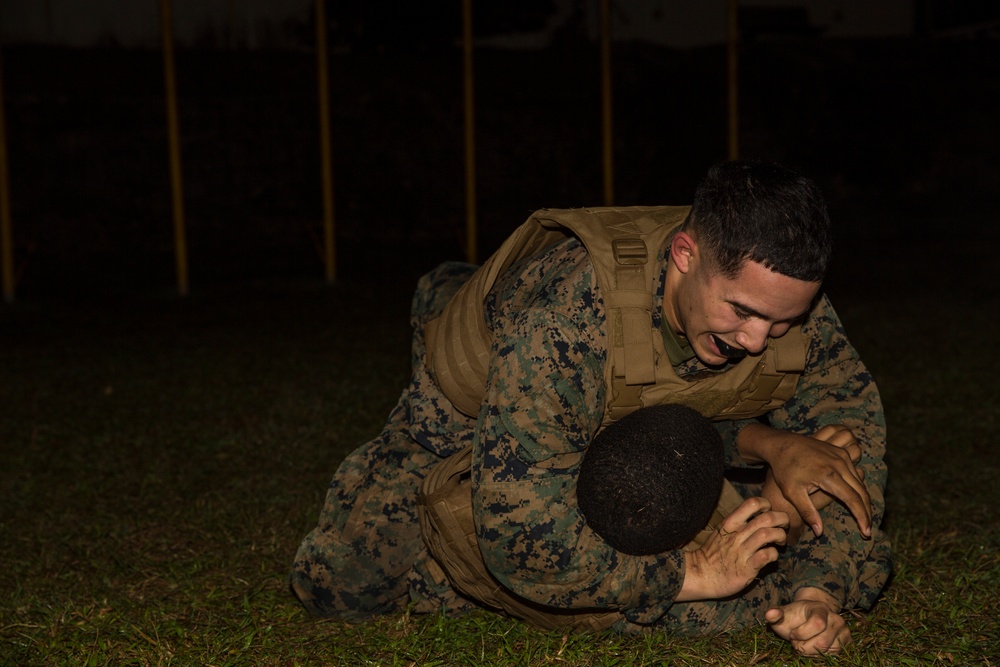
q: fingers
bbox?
[717,496,772,537]
[719,498,788,547]
[757,426,876,541]
[683,498,791,600]
[722,496,772,529]
[813,425,862,462]
[766,601,852,656]
[788,434,872,537]
[747,544,780,572]
[727,503,788,574]
[815,466,873,537]
[793,630,850,655]
[812,424,849,443]
[789,604,833,642]
[788,478,871,538]
[711,497,789,586]
[790,607,851,655]
[743,511,789,547]
[779,480,822,535]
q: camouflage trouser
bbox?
[290,262,480,620]
[288,395,479,619]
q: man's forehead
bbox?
[725,262,820,320]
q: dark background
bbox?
[2,3,998,302]
[1,9,999,662]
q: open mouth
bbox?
[711,335,748,360]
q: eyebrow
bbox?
[727,299,810,324]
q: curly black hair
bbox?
[577,403,725,556]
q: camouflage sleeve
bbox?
[471,305,685,624]
[764,294,891,609]
[714,417,764,468]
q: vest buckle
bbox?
[612,238,647,265]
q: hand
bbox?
[765,587,851,656]
[676,497,788,602]
[739,423,871,538]
[760,426,865,543]
[812,423,862,454]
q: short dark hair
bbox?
[577,404,725,556]
[683,160,832,282]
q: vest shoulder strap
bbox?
[426,205,688,417]
[531,206,689,388]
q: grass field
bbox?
[2,228,999,665]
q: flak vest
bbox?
[418,206,808,631]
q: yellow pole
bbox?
[0,41,14,303]
[461,0,477,265]
[600,0,614,206]
[160,0,189,296]
[726,0,740,161]
[315,0,336,283]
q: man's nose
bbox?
[735,321,771,354]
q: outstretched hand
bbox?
[676,497,788,602]
[740,423,871,538]
[766,587,851,656]
[760,425,866,542]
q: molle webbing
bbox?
[424,218,568,417]
[530,207,678,389]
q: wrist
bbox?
[676,550,706,602]
[737,422,779,465]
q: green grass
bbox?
[2,272,998,666]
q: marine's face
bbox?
[668,236,820,366]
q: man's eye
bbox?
[734,309,751,320]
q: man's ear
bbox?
[670,231,698,274]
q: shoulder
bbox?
[488,238,605,331]
[800,293,863,371]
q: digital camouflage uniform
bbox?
[291,232,891,633]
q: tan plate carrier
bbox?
[418,206,809,631]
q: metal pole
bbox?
[316,0,336,283]
[726,0,740,160]
[0,40,14,303]
[461,0,477,264]
[159,0,189,296]
[600,0,614,206]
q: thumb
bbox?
[765,607,784,625]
